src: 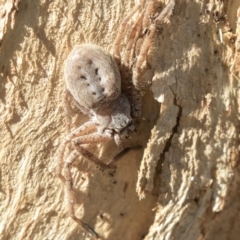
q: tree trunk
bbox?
[0,0,240,240]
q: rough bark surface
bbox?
[0,0,240,240]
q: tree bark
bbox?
[0,0,240,240]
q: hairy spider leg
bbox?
[113,0,145,62]
[129,0,175,116]
[133,0,175,92]
[118,0,155,117]
[63,150,99,238]
[56,121,96,182]
[123,12,145,68]
[63,90,73,134]
[60,132,116,238]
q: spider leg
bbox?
[131,0,175,116]
[123,11,145,68]
[62,149,99,239]
[63,90,90,134]
[111,145,142,162]
[61,132,115,238]
[62,89,73,134]
[113,0,145,64]
[72,132,116,169]
[120,11,145,117]
[115,3,146,117]
[74,145,116,170]
[133,0,175,90]
[56,121,96,182]
[154,0,175,25]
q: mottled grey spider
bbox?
[56,0,175,238]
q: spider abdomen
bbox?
[64,44,121,110]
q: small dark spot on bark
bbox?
[80,75,87,80]
[109,172,115,177]
[95,68,98,75]
[194,198,199,203]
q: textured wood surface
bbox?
[0,1,240,240]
